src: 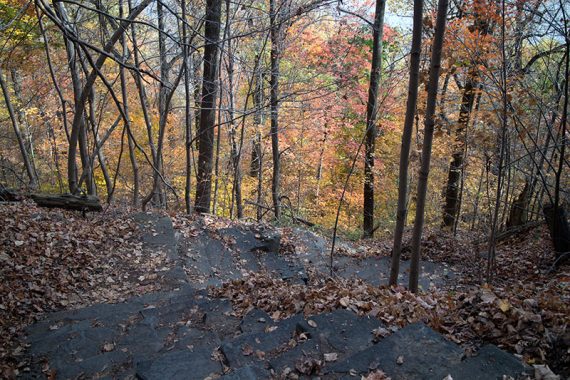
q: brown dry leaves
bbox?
[0,202,171,376]
[212,224,569,374]
[210,271,446,326]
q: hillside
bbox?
[0,202,568,378]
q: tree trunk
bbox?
[195,0,222,213]
[0,66,37,188]
[408,0,448,293]
[442,66,478,228]
[120,0,139,206]
[146,0,169,208]
[486,0,509,282]
[182,0,194,214]
[10,69,39,184]
[225,4,243,219]
[31,193,102,212]
[506,180,530,228]
[362,0,387,238]
[212,93,223,215]
[315,124,328,202]
[86,89,112,200]
[543,204,570,257]
[389,0,423,286]
[61,0,152,194]
[128,0,157,168]
[550,11,569,263]
[269,0,283,220]
[250,62,264,178]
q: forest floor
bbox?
[0,201,568,379]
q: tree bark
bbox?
[0,66,37,188]
[408,0,448,293]
[59,0,153,194]
[182,0,194,214]
[225,3,244,219]
[390,0,424,286]
[363,0,387,238]
[195,0,222,213]
[10,69,39,183]
[31,193,102,212]
[120,0,139,206]
[250,61,264,178]
[86,89,112,200]
[442,67,478,228]
[269,0,283,219]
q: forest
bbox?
[0,0,566,239]
[0,0,569,377]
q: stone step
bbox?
[269,309,384,374]
[443,345,528,380]
[135,347,222,380]
[220,365,271,379]
[179,221,307,288]
[220,314,305,369]
[328,323,464,379]
[134,213,186,287]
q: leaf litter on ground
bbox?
[0,202,568,378]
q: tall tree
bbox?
[195,0,222,213]
[119,0,140,206]
[442,4,489,229]
[390,0,424,285]
[363,0,387,238]
[408,0,449,292]
[182,0,194,214]
[269,0,284,219]
[0,66,37,188]
[60,0,153,194]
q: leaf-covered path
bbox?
[1,204,567,378]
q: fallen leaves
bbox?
[295,357,322,375]
[0,202,172,376]
[101,343,115,352]
[241,344,254,356]
[323,352,338,362]
[210,271,446,328]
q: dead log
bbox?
[31,193,103,212]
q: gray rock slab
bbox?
[299,309,382,354]
[268,339,321,373]
[240,308,272,334]
[258,251,308,284]
[329,323,464,379]
[270,309,383,373]
[133,213,176,256]
[136,348,222,380]
[221,365,271,379]
[117,324,171,356]
[28,301,141,332]
[221,227,280,254]
[221,314,305,368]
[182,232,244,288]
[172,326,221,351]
[134,213,186,286]
[51,350,130,379]
[330,256,452,289]
[443,345,528,380]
